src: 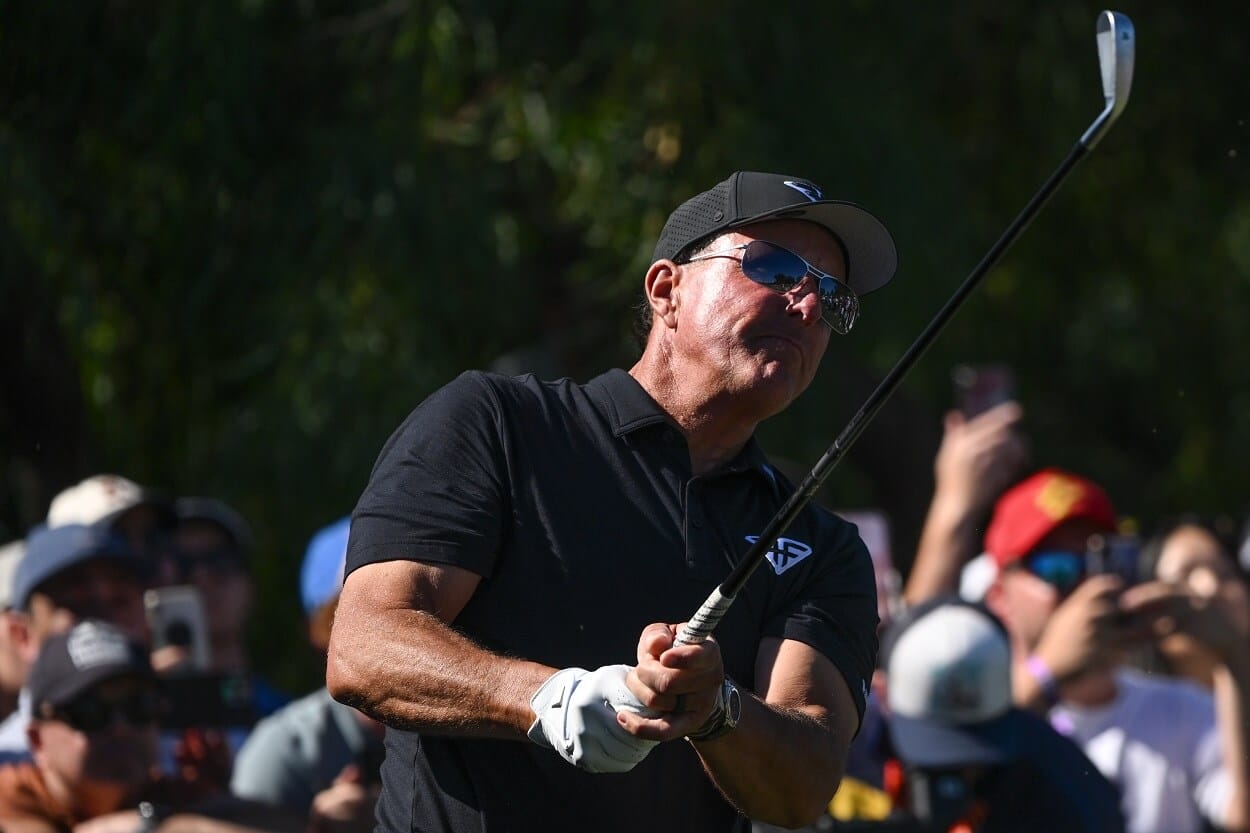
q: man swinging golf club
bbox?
[328,169,893,833]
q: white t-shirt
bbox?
[1051,669,1230,833]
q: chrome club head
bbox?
[1082,10,1135,148]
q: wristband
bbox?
[1025,654,1060,707]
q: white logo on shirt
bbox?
[746,535,814,575]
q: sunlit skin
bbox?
[1153,524,1250,687]
[630,219,844,474]
[27,676,160,820]
[990,519,1110,653]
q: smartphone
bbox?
[952,364,1016,418]
[1085,534,1142,586]
[159,671,257,729]
[144,585,211,671]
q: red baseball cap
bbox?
[985,469,1116,568]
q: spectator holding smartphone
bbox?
[983,469,1250,833]
[0,620,299,833]
[1134,517,1250,690]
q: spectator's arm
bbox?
[904,403,1026,606]
[3,818,59,833]
[1121,582,1250,831]
[1212,651,1250,832]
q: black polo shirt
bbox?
[346,368,879,833]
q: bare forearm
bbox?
[904,496,981,605]
[327,604,552,738]
[160,815,299,833]
[1214,652,1250,832]
[695,696,843,828]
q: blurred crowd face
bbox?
[29,676,160,814]
[1154,523,1250,678]
[992,519,1109,652]
[168,520,253,643]
[110,505,174,563]
[26,561,148,650]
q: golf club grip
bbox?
[676,587,736,645]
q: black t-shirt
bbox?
[345,369,879,833]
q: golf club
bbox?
[676,10,1136,647]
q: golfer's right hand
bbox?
[527,665,659,773]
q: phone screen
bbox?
[952,364,1016,418]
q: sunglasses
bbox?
[169,548,246,579]
[52,690,160,733]
[1022,550,1087,594]
[685,240,860,334]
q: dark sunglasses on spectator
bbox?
[685,240,860,334]
[53,690,160,733]
[1022,550,1086,595]
[173,548,246,578]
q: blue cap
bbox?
[300,517,351,616]
[13,524,146,611]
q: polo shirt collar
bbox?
[587,369,673,436]
[586,369,784,495]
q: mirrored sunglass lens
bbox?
[817,277,859,334]
[1028,552,1084,590]
[741,242,806,291]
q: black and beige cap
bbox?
[652,171,898,296]
[29,620,154,713]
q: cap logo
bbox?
[931,663,985,714]
[782,180,823,202]
[1035,476,1087,520]
[67,622,131,670]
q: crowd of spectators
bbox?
[3,393,1250,833]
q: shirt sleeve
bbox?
[345,371,511,580]
[762,512,880,725]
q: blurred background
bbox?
[3,0,1248,691]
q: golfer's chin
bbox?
[738,360,813,417]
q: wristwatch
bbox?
[686,677,742,742]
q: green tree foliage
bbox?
[3,0,1248,689]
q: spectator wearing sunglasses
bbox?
[0,524,150,763]
[0,620,300,833]
[983,469,1250,833]
[328,172,897,833]
[158,497,289,718]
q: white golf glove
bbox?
[527,664,659,773]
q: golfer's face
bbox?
[677,219,841,413]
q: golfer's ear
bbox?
[644,259,681,329]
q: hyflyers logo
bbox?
[746,535,814,575]
[782,180,823,202]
